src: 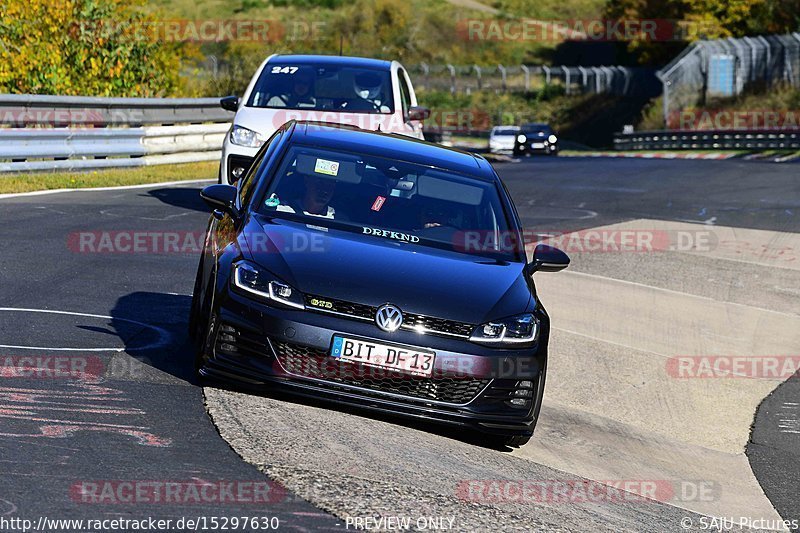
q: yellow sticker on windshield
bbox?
[314,158,340,176]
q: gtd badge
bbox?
[375,304,403,332]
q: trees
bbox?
[603,0,800,65]
[0,0,182,96]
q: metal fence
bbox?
[614,129,800,151]
[402,64,658,97]
[0,95,233,173]
[657,34,800,128]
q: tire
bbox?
[194,310,217,377]
[530,359,547,431]
[504,435,532,448]
[187,257,205,341]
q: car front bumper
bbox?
[202,290,546,437]
[220,135,259,184]
[514,141,558,154]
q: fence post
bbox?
[743,37,757,82]
[520,64,530,91]
[793,33,800,87]
[498,64,507,92]
[419,62,430,90]
[618,67,631,95]
[577,66,588,93]
[662,79,670,129]
[542,65,551,86]
[562,66,570,94]
[473,65,482,91]
[447,64,456,94]
[758,36,771,85]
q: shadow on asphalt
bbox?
[107,291,517,452]
[109,291,197,383]
[145,187,211,213]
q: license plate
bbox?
[330,336,435,377]
[532,142,545,149]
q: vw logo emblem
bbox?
[375,304,403,332]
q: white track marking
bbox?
[0,308,170,352]
[0,179,215,200]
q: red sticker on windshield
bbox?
[371,196,386,212]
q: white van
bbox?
[218,54,429,183]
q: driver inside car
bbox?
[266,71,316,108]
[275,173,337,219]
[344,72,386,112]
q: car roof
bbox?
[522,123,551,130]
[268,54,392,70]
[285,121,497,180]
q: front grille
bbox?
[402,313,474,337]
[273,341,490,405]
[215,322,268,358]
[304,294,475,339]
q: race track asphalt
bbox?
[0,156,797,531]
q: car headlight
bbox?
[232,261,304,309]
[517,134,527,143]
[230,126,265,148]
[548,134,557,143]
[470,313,539,346]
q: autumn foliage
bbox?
[0,0,182,96]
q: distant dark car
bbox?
[190,120,570,448]
[513,123,559,156]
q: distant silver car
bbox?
[489,126,521,153]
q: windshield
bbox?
[257,145,518,260]
[492,127,519,136]
[522,124,552,134]
[247,62,394,115]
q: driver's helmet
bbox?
[353,71,382,100]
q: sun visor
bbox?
[418,174,483,205]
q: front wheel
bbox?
[504,435,532,448]
[194,310,217,378]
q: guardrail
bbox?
[614,130,800,151]
[0,94,233,173]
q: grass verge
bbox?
[0,161,218,194]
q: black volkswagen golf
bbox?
[190,121,569,447]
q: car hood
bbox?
[241,216,532,325]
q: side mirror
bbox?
[407,106,431,122]
[220,95,239,112]
[528,244,570,274]
[200,184,238,216]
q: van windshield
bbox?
[247,62,395,115]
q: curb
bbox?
[560,151,738,160]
